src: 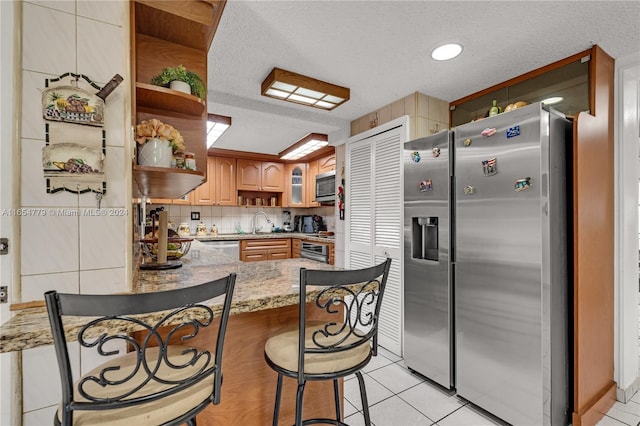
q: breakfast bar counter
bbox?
[0,240,342,425]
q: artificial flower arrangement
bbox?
[135,118,185,153]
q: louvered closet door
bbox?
[346,118,406,356]
[373,131,403,355]
[348,141,373,261]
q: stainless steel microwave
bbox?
[315,170,335,203]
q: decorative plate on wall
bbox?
[42,73,105,127]
[42,143,105,194]
[42,143,104,177]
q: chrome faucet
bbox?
[252,210,272,234]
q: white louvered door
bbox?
[346,116,407,356]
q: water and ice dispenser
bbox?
[411,217,438,261]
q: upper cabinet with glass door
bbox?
[285,163,307,208]
[450,48,591,127]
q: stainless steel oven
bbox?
[300,241,330,263]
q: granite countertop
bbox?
[0,240,338,353]
[193,232,335,244]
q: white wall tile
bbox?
[77,17,123,84]
[79,214,125,269]
[89,145,125,208]
[417,93,429,118]
[21,141,98,208]
[22,342,79,412]
[23,2,76,75]
[27,1,76,14]
[21,213,79,275]
[76,0,124,27]
[391,99,405,120]
[79,267,127,294]
[21,70,55,141]
[415,116,429,137]
[404,93,416,116]
[104,86,126,147]
[23,405,57,426]
[21,271,79,302]
[180,204,193,219]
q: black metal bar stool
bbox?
[264,259,392,426]
[45,273,236,426]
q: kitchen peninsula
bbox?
[0,240,343,425]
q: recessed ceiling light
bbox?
[541,96,564,105]
[431,43,463,61]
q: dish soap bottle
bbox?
[489,99,501,116]
[210,224,218,236]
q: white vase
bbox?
[138,138,173,168]
[169,80,191,95]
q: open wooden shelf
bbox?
[136,83,206,116]
[133,165,205,199]
[132,0,226,200]
[134,1,226,51]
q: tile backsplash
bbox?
[145,204,335,235]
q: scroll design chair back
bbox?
[264,258,392,426]
[45,273,235,426]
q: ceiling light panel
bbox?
[206,113,232,149]
[261,68,350,111]
[279,133,330,160]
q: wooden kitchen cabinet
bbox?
[449,48,590,126]
[149,192,193,205]
[237,159,285,192]
[291,239,301,258]
[328,242,335,265]
[192,156,216,204]
[131,0,226,199]
[307,158,319,208]
[283,163,308,208]
[192,156,237,205]
[215,156,237,205]
[240,239,291,262]
[317,153,336,174]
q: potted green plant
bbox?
[150,65,206,99]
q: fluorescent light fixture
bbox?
[206,113,232,148]
[261,67,350,111]
[431,43,463,61]
[541,96,564,105]
[279,133,329,160]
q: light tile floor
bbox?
[342,346,640,426]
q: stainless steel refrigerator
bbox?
[404,103,570,425]
[403,129,453,390]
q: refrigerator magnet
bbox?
[481,127,497,137]
[506,125,521,138]
[419,179,433,192]
[463,185,474,195]
[514,177,531,192]
[411,151,421,162]
[482,158,498,176]
[432,147,441,158]
[463,138,472,146]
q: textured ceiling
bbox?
[207,0,640,155]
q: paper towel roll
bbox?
[157,211,168,264]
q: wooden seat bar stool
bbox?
[45,273,236,426]
[264,259,392,426]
